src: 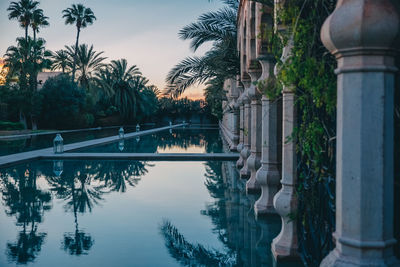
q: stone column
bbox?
[272,83,298,260]
[254,57,281,216]
[270,0,300,259]
[240,84,252,179]
[320,0,400,265]
[232,107,240,150]
[236,97,245,168]
[246,68,262,193]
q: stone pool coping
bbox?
[0,124,193,168]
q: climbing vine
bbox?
[255,0,338,265]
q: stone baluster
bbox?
[236,93,245,168]
[271,0,300,259]
[254,57,281,216]
[240,79,252,179]
[232,81,243,151]
[320,0,400,265]
[246,68,262,192]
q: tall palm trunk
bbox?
[31,29,38,131]
[25,25,28,40]
[71,27,81,82]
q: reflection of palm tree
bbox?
[90,160,153,193]
[160,220,236,267]
[7,227,47,264]
[0,164,51,264]
[45,162,101,256]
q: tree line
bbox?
[0,0,217,130]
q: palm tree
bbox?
[7,0,39,40]
[50,49,71,74]
[31,8,49,42]
[62,4,96,82]
[165,1,239,97]
[96,59,141,120]
[66,44,106,91]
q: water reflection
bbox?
[0,164,51,264]
[0,160,152,264]
[78,128,223,153]
[0,160,293,266]
[160,161,292,267]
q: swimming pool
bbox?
[74,127,224,154]
[0,159,294,267]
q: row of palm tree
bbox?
[4,0,160,127]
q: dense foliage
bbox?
[38,75,91,129]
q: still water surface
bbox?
[0,160,293,267]
[75,128,223,154]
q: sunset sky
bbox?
[0,0,224,99]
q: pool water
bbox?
[0,126,148,156]
[75,128,224,154]
[0,160,295,267]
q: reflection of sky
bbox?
[0,0,224,99]
[0,161,224,267]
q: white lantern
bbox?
[118,139,124,152]
[136,124,140,132]
[169,121,172,127]
[119,127,124,139]
[53,134,64,154]
[53,160,63,177]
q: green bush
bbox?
[38,75,91,129]
[0,121,24,130]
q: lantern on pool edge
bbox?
[53,160,64,177]
[119,127,124,139]
[169,121,172,127]
[53,134,64,154]
[136,124,140,132]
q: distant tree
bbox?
[38,74,90,129]
[66,44,106,91]
[30,8,49,42]
[7,0,40,40]
[50,49,71,74]
[62,4,96,81]
[95,59,158,122]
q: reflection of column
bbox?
[255,58,281,216]
[271,39,299,260]
[320,0,400,265]
[240,86,251,179]
[246,69,262,193]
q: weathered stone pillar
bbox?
[240,84,252,179]
[254,58,281,216]
[246,68,262,193]
[271,0,300,257]
[320,0,400,265]
[272,81,298,260]
[236,95,245,168]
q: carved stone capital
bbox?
[321,0,400,59]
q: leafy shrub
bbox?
[38,74,91,129]
[0,121,24,130]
